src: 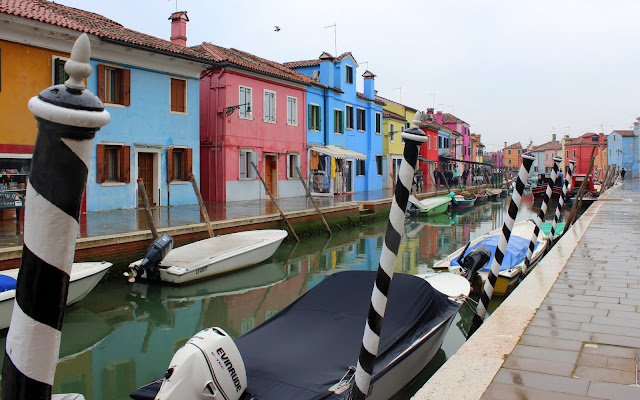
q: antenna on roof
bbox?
[168,0,178,12]
[324,23,337,57]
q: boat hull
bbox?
[418,201,449,217]
[0,261,111,330]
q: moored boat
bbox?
[451,193,477,209]
[0,261,112,330]
[474,192,489,205]
[433,220,548,296]
[413,196,452,217]
[127,230,288,284]
[130,270,470,400]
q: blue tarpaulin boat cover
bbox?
[130,271,460,400]
[450,234,538,272]
[0,275,16,292]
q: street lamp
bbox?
[224,103,251,117]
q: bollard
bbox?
[522,156,561,275]
[1,34,109,399]
[549,159,574,242]
[348,126,427,400]
[476,154,534,319]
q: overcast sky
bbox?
[55,0,640,152]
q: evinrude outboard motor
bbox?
[155,327,247,400]
[127,234,173,282]
[460,245,491,292]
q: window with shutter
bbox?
[239,86,252,119]
[287,153,300,179]
[264,90,276,123]
[287,96,298,125]
[309,104,321,131]
[97,143,130,183]
[170,78,187,113]
[239,149,257,179]
[345,105,354,130]
[97,64,131,106]
[53,57,69,85]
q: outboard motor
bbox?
[155,327,247,400]
[460,245,491,292]
[126,234,173,282]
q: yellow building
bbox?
[375,95,417,189]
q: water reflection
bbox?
[0,194,559,399]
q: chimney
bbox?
[318,52,334,88]
[362,70,376,99]
[436,110,442,124]
[427,108,434,114]
[552,133,556,142]
[169,11,189,46]
[504,141,507,149]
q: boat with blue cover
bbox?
[432,220,548,295]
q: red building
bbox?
[564,133,607,176]
[418,119,442,191]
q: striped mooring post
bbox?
[1,34,109,399]
[348,125,427,399]
[549,159,574,242]
[522,156,561,276]
[476,154,535,319]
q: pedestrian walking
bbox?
[415,168,424,192]
[621,167,626,181]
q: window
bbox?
[357,108,366,131]
[508,149,512,155]
[356,159,365,176]
[286,153,300,179]
[239,149,258,179]
[434,137,438,149]
[390,123,395,142]
[287,96,298,125]
[427,136,430,149]
[334,109,344,134]
[566,150,569,158]
[264,90,276,123]
[345,65,354,84]
[376,155,383,175]
[439,136,443,148]
[53,57,68,85]
[345,105,354,130]
[167,147,193,181]
[309,104,321,130]
[573,150,577,157]
[518,149,522,154]
[375,112,382,134]
[97,64,130,106]
[508,159,512,164]
[96,144,130,183]
[239,86,252,119]
[170,78,186,113]
[406,122,410,129]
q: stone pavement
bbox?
[414,179,640,400]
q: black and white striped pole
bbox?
[348,123,427,400]
[522,156,561,276]
[549,158,571,242]
[1,34,109,399]
[476,154,534,319]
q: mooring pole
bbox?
[476,154,534,320]
[563,147,596,233]
[522,156,560,276]
[137,178,158,239]
[250,161,299,242]
[295,166,331,236]
[189,174,213,238]
[348,126,427,400]
[2,34,109,400]
[549,159,574,243]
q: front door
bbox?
[344,160,353,193]
[264,154,278,198]
[138,152,155,206]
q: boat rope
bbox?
[1,34,109,400]
[523,156,560,275]
[549,159,574,242]
[476,154,534,319]
[348,125,427,400]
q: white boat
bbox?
[128,230,288,284]
[433,220,548,296]
[130,270,470,400]
[0,261,112,330]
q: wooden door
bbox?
[264,155,277,198]
[138,153,155,206]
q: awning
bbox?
[309,145,366,160]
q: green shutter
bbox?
[308,104,313,130]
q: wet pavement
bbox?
[414,179,640,400]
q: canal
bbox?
[0,192,576,399]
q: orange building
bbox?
[502,142,523,171]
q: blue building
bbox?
[285,53,384,195]
[607,128,638,179]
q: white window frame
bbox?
[356,159,365,176]
[345,65,354,84]
[263,89,276,123]
[239,148,258,180]
[375,112,382,134]
[287,96,298,126]
[286,153,301,179]
[376,155,383,176]
[357,107,366,132]
[345,105,354,130]
[52,55,69,85]
[310,103,321,131]
[239,86,253,119]
[427,136,430,149]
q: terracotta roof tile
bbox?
[505,142,522,149]
[284,52,353,68]
[383,110,406,121]
[0,0,211,61]
[441,113,468,125]
[374,94,417,111]
[195,42,317,85]
[613,130,634,137]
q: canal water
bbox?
[0,192,575,399]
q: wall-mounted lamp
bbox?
[224,103,251,117]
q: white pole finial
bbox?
[64,33,92,90]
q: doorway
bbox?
[264,154,278,198]
[138,152,155,206]
[344,160,353,193]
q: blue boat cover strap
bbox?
[0,275,17,292]
[450,235,538,272]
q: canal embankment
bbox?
[413,181,640,400]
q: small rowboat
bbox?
[0,261,112,330]
[451,194,476,209]
[407,195,451,217]
[474,193,489,205]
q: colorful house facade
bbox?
[564,133,607,176]
[0,2,210,212]
[196,43,313,202]
[442,113,471,172]
[607,129,638,178]
[285,53,384,195]
[503,142,523,171]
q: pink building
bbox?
[442,113,471,171]
[197,43,313,202]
